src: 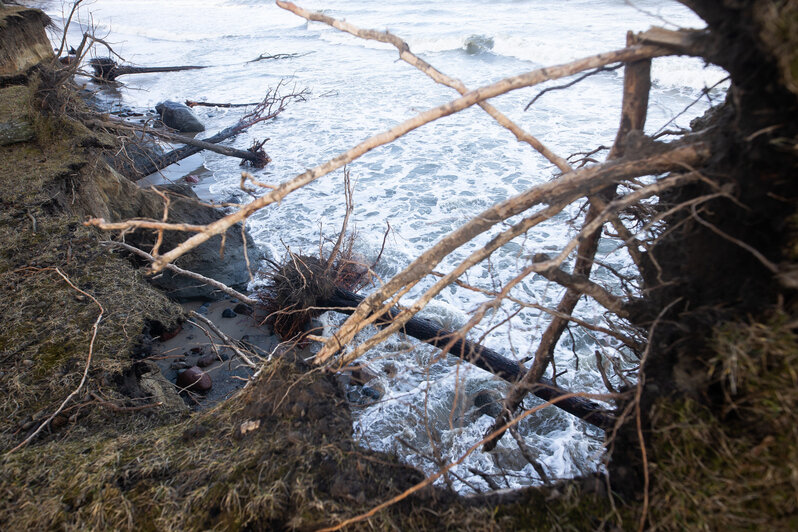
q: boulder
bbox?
[473,389,503,418]
[127,183,262,301]
[155,101,205,132]
[111,131,167,178]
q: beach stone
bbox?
[176,366,212,392]
[170,360,190,370]
[350,366,377,385]
[155,101,205,132]
[221,308,236,318]
[473,389,503,418]
[131,184,261,301]
[361,386,382,402]
[196,353,216,367]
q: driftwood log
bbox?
[321,287,616,430]
[133,125,258,177]
[89,57,206,82]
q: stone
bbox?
[125,183,262,301]
[155,101,205,132]
[176,366,212,392]
[139,366,189,413]
[221,308,236,318]
[0,87,34,146]
[170,360,190,370]
[361,385,383,402]
[473,389,503,418]
[111,132,166,178]
[196,353,216,367]
[350,366,377,385]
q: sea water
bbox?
[38,0,727,492]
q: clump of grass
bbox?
[647,313,798,529]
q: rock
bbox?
[221,308,236,318]
[383,363,397,378]
[0,87,34,146]
[139,366,189,413]
[128,184,262,301]
[155,101,205,132]
[473,389,503,418]
[233,303,253,316]
[361,386,382,402]
[176,366,212,392]
[350,366,377,385]
[190,346,203,354]
[159,324,182,341]
[196,353,216,367]
[184,174,200,184]
[21,359,34,367]
[170,360,190,370]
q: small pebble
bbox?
[196,353,216,367]
[221,308,236,318]
[21,359,34,367]
[190,346,203,354]
[176,366,212,392]
[170,360,190,370]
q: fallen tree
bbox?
[88,57,206,82]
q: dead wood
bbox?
[91,40,683,272]
[483,45,653,449]
[88,57,206,82]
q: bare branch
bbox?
[95,41,680,272]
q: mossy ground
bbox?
[0,82,182,451]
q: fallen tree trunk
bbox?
[322,287,616,430]
[133,125,242,177]
[91,119,269,174]
[89,57,206,82]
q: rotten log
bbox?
[322,287,616,431]
[89,57,206,82]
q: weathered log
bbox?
[322,287,616,430]
[89,57,206,82]
[132,125,250,177]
